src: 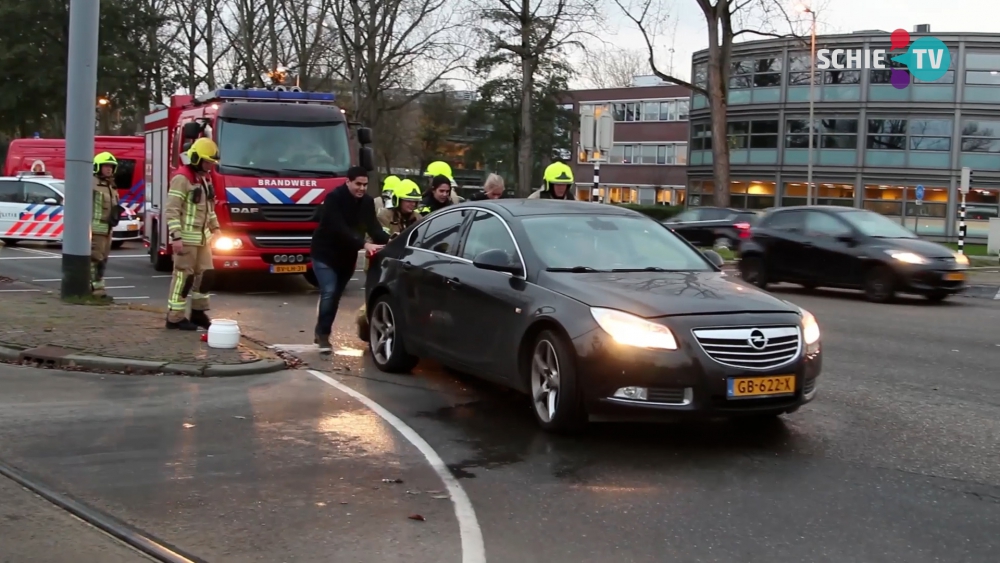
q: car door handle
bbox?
[445,277,462,288]
[401,261,412,270]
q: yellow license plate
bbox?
[271,264,307,274]
[944,272,965,281]
[728,375,796,399]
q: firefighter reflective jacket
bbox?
[377,208,422,237]
[165,167,219,246]
[92,176,119,235]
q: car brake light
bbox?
[735,222,751,239]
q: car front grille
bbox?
[691,326,800,370]
[260,205,319,222]
[248,232,313,249]
[804,378,817,395]
[647,388,689,404]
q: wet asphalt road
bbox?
[2,241,1000,562]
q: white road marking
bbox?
[108,255,148,258]
[247,291,278,295]
[151,275,172,278]
[0,256,59,260]
[0,289,40,293]
[112,296,149,300]
[994,288,1000,300]
[272,344,318,352]
[105,286,135,290]
[32,277,123,282]
[308,370,486,563]
[13,247,60,257]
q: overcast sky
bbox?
[568,0,988,85]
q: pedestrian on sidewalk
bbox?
[310,166,389,353]
[164,138,222,331]
[91,152,123,302]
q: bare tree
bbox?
[579,46,648,89]
[615,0,815,206]
[478,0,600,196]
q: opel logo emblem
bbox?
[747,329,768,350]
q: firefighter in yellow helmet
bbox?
[374,175,401,212]
[356,180,425,339]
[91,152,122,301]
[424,160,462,204]
[528,162,575,200]
[164,137,222,330]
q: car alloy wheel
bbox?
[367,296,418,373]
[531,339,561,423]
[370,301,395,365]
[740,256,767,288]
[864,265,896,303]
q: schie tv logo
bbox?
[816,29,951,89]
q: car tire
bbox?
[739,255,768,289]
[111,240,125,250]
[528,329,586,432]
[150,229,172,272]
[864,265,896,303]
[1,238,17,246]
[368,295,418,373]
[926,291,949,303]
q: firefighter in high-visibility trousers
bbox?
[91,152,121,301]
[164,138,222,331]
[423,161,462,204]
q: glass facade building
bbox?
[687,31,1000,240]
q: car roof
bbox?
[453,199,643,218]
[0,175,60,183]
[769,205,858,213]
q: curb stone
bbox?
[0,345,288,376]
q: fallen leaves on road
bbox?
[233,415,246,420]
[382,478,403,483]
[408,514,425,521]
[431,495,450,500]
[182,423,195,428]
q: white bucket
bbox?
[207,319,241,349]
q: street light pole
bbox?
[805,7,817,206]
[61,0,101,299]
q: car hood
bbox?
[867,237,955,258]
[538,271,797,318]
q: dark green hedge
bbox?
[614,204,684,221]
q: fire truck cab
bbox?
[143,85,373,285]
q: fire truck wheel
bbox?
[303,270,319,288]
[150,229,173,272]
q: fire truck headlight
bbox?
[213,236,242,251]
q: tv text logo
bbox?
[815,29,951,89]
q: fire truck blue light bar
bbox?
[198,89,336,103]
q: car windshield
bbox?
[216,118,352,176]
[522,214,714,272]
[840,210,918,239]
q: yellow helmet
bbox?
[424,161,453,182]
[382,175,401,195]
[543,162,574,187]
[392,179,423,207]
[93,152,117,175]
[187,137,220,165]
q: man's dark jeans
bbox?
[313,260,353,337]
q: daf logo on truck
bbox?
[231,207,259,214]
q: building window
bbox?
[788,53,819,85]
[862,184,904,217]
[730,57,783,89]
[782,183,855,207]
[730,181,777,209]
[728,121,750,149]
[642,101,659,121]
[727,120,777,149]
[823,51,860,84]
[691,122,712,151]
[867,119,907,150]
[914,71,955,84]
[693,64,707,89]
[611,98,689,122]
[960,120,1000,152]
[908,119,952,151]
[608,143,688,165]
[965,71,1000,86]
[870,55,908,84]
[786,118,858,149]
[965,52,1000,86]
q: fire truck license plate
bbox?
[271,264,307,274]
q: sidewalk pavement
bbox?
[0,475,154,562]
[0,280,286,376]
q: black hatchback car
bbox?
[739,206,970,302]
[362,200,822,431]
[663,207,758,249]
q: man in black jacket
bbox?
[310,166,390,352]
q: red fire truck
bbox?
[142,86,373,285]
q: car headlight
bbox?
[801,308,820,346]
[885,250,926,264]
[590,307,678,350]
[954,252,969,266]
[213,236,242,251]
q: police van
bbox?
[0,172,141,248]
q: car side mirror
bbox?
[359,146,374,172]
[473,249,523,276]
[43,197,58,205]
[357,127,373,146]
[836,234,857,245]
[702,249,725,268]
[182,122,202,140]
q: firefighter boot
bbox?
[190,310,212,330]
[166,317,199,331]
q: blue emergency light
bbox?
[197,86,335,104]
